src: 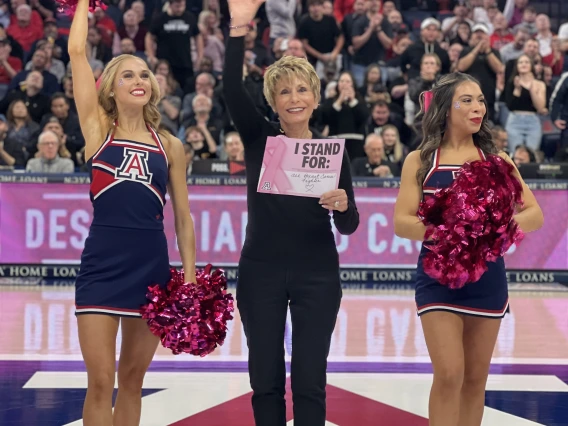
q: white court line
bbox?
[4,353,568,365]
[41,193,397,203]
[26,372,561,426]
[41,259,81,264]
[38,260,419,268]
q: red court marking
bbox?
[170,378,428,425]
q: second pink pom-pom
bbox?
[141,265,234,356]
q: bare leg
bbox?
[78,314,120,426]
[459,316,502,426]
[113,317,160,426]
[420,311,465,426]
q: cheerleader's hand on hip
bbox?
[227,0,266,26]
[320,189,349,212]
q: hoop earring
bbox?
[110,92,114,97]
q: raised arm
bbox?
[68,0,106,160]
[223,0,269,146]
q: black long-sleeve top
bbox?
[222,36,360,269]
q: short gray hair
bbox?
[38,130,59,145]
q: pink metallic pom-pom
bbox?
[56,0,107,15]
[418,154,524,289]
[140,265,234,356]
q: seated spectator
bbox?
[542,36,564,76]
[272,37,288,61]
[513,144,536,167]
[183,142,194,175]
[491,125,509,154]
[61,75,76,114]
[26,130,74,173]
[380,124,407,173]
[7,4,43,53]
[198,9,224,42]
[156,73,181,135]
[503,37,540,83]
[490,12,514,50]
[0,113,25,166]
[223,131,244,161]
[473,0,499,33]
[4,99,39,160]
[8,49,60,96]
[40,93,84,163]
[181,94,222,144]
[29,18,69,65]
[351,133,400,177]
[450,21,472,47]
[25,40,65,83]
[0,26,23,64]
[441,3,474,40]
[39,116,73,163]
[87,27,113,64]
[181,72,222,121]
[0,38,22,99]
[408,53,441,112]
[364,100,413,146]
[550,72,568,150]
[92,7,117,48]
[284,38,307,58]
[535,14,553,58]
[112,9,147,56]
[0,70,50,122]
[318,71,368,160]
[448,43,464,72]
[499,26,530,65]
[512,5,537,37]
[153,59,184,97]
[243,21,273,72]
[184,125,217,160]
[117,38,146,60]
[359,64,388,108]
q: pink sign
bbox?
[257,136,345,198]
[0,184,566,270]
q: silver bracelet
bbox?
[229,23,249,30]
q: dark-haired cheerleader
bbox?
[394,72,543,426]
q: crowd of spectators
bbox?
[0,0,566,177]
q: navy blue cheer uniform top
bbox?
[75,124,171,317]
[415,146,510,318]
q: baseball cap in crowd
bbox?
[421,18,441,30]
[0,114,7,122]
[471,23,490,34]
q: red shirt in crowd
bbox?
[0,56,22,84]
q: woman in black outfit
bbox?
[223,1,360,425]
[318,71,369,160]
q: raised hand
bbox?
[227,0,266,26]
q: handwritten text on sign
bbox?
[257,136,345,198]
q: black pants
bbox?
[170,65,193,90]
[236,256,342,426]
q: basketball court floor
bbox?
[1,285,567,425]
